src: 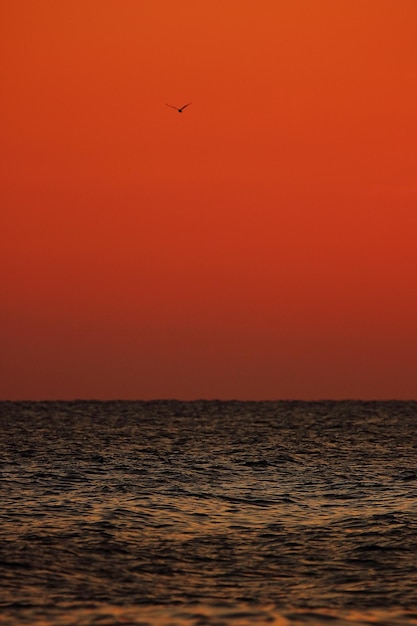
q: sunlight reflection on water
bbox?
[2,400,417,625]
[3,604,417,626]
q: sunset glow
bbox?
[2,1,417,399]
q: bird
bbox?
[166,102,192,113]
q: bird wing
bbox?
[179,102,192,111]
[166,103,179,110]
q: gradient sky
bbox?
[1,1,417,400]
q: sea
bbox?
[1,400,417,626]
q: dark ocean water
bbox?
[1,400,417,625]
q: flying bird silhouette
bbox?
[166,102,192,113]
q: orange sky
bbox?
[1,0,417,400]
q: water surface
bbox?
[1,400,417,624]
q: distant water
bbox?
[2,400,417,625]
